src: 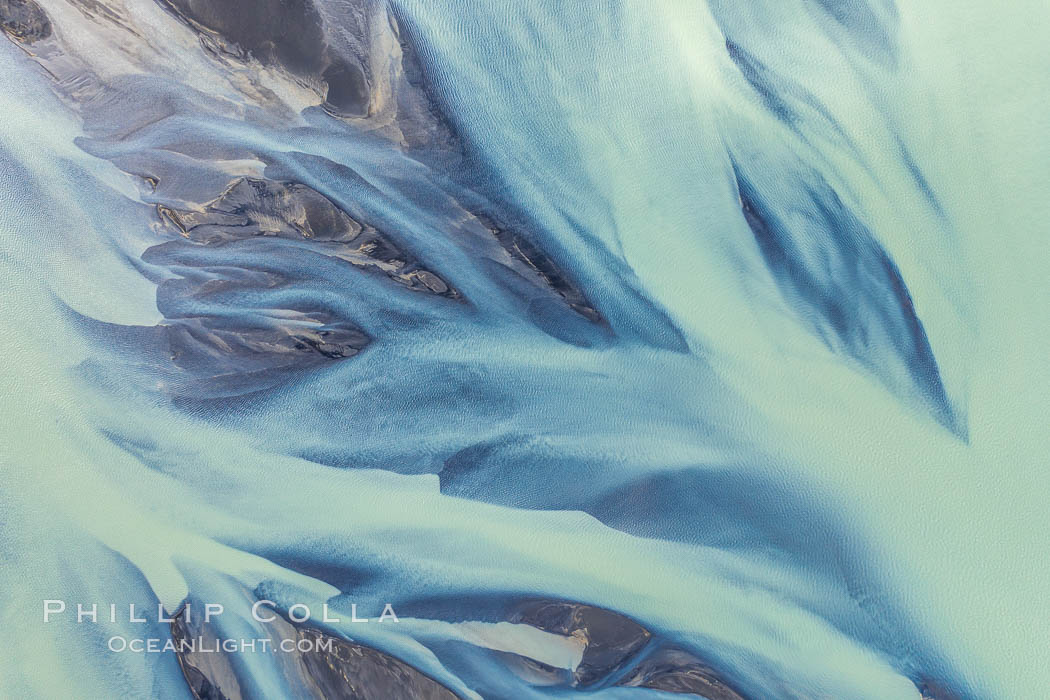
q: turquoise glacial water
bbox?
[1,0,1048,698]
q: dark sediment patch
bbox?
[138,173,464,397]
[917,678,964,700]
[158,0,326,73]
[157,177,458,298]
[474,210,603,323]
[141,238,371,398]
[508,600,650,686]
[162,315,368,373]
[507,599,749,697]
[381,10,607,325]
[171,606,459,700]
[0,0,51,43]
[322,57,370,117]
[159,177,363,245]
[157,0,377,118]
[618,646,748,699]
[384,7,462,151]
[294,627,459,700]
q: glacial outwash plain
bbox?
[1,0,1048,698]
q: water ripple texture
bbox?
[1,1,1048,698]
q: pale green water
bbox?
[1,1,1049,698]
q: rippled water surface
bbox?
[1,1,1048,698]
